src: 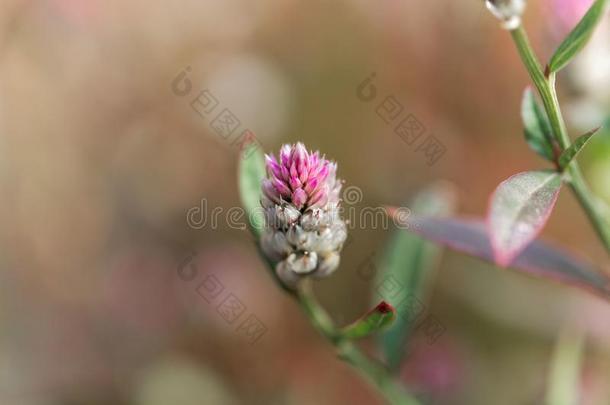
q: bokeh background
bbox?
[1,0,610,404]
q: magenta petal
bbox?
[294,143,308,165]
[314,164,330,183]
[264,154,275,166]
[265,155,282,178]
[304,177,319,194]
[308,186,328,207]
[289,176,302,190]
[299,169,308,184]
[293,188,307,209]
[273,178,291,197]
[263,143,342,211]
[280,165,290,182]
[262,180,280,203]
[289,163,299,182]
[280,145,291,167]
[298,161,309,182]
[309,152,319,170]
[311,194,328,208]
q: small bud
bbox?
[300,206,340,231]
[339,301,396,339]
[275,260,302,289]
[286,225,313,250]
[312,252,340,278]
[485,0,526,30]
[286,251,318,274]
[261,230,292,262]
[265,204,300,229]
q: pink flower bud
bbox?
[261,143,342,211]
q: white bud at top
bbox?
[485,0,526,30]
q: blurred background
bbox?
[1,0,609,404]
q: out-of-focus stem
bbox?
[296,280,420,405]
[510,26,610,253]
[545,324,584,405]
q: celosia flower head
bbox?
[262,143,341,211]
[260,143,347,289]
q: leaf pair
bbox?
[522,88,601,167]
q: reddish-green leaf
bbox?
[341,301,396,340]
[488,170,562,267]
[384,212,610,301]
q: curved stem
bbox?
[510,26,610,253]
[296,280,420,405]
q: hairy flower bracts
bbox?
[260,143,347,288]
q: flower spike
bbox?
[260,143,347,288]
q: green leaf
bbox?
[488,170,563,267]
[548,0,609,73]
[521,87,555,161]
[238,144,266,238]
[376,182,456,371]
[341,301,396,340]
[558,126,601,169]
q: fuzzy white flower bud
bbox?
[286,251,318,274]
[312,252,340,279]
[261,230,292,262]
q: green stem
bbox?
[545,323,584,405]
[296,280,420,405]
[510,26,610,253]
